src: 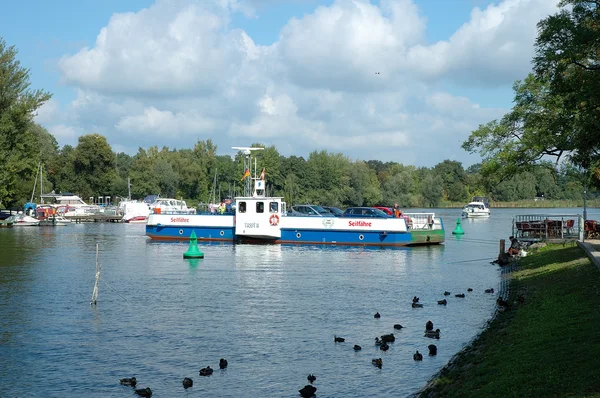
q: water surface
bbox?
[0,208,592,397]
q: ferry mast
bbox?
[232,146,264,197]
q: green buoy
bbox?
[452,218,464,235]
[184,231,204,259]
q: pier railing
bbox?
[512,214,583,242]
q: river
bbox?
[0,207,595,397]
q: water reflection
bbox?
[0,208,587,397]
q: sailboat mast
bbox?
[30,162,41,203]
[40,164,43,204]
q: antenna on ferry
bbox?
[232,147,264,197]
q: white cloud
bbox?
[43,0,557,166]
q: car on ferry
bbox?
[321,206,344,217]
[288,204,333,217]
[373,206,393,216]
[342,207,391,218]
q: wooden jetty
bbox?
[65,214,123,223]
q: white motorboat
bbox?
[8,214,40,226]
[462,197,491,218]
[120,201,151,223]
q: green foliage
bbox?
[0,38,52,207]
[534,0,600,168]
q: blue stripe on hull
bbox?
[278,229,411,246]
[146,225,235,241]
[146,226,442,247]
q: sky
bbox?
[1,0,560,167]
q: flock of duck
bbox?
[118,288,501,397]
[119,358,228,397]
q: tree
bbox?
[534,0,600,169]
[72,134,117,199]
[463,75,575,182]
[0,38,52,207]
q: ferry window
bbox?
[270,202,278,213]
[238,202,246,213]
[256,202,264,213]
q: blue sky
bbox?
[1,0,558,166]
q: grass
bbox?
[419,244,600,398]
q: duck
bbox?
[372,358,383,368]
[455,293,465,298]
[120,377,137,387]
[428,344,437,356]
[413,350,423,361]
[424,329,441,339]
[467,288,473,292]
[299,384,317,398]
[374,312,381,319]
[307,374,316,383]
[412,302,424,308]
[219,358,228,369]
[380,333,395,343]
[412,296,420,303]
[182,377,193,389]
[425,320,433,332]
[485,288,495,294]
[393,324,404,330]
[437,299,447,305]
[380,342,390,351]
[354,344,362,351]
[375,337,383,346]
[199,366,213,376]
[134,387,152,397]
[444,291,451,296]
[334,335,345,343]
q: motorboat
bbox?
[149,198,196,215]
[7,214,40,226]
[462,197,491,218]
[119,200,151,223]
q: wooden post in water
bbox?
[91,244,101,305]
[497,239,506,265]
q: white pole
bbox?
[91,244,101,305]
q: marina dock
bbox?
[65,214,123,223]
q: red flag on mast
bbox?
[240,168,251,181]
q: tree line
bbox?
[1,0,598,209]
[3,131,593,209]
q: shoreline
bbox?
[415,243,600,397]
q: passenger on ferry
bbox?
[218,202,226,214]
[393,203,401,218]
[225,199,232,213]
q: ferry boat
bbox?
[146,147,445,247]
[461,196,491,218]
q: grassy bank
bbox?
[419,244,600,398]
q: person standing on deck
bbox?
[393,203,401,218]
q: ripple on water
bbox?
[0,210,541,397]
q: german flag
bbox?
[240,168,251,181]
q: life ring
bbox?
[269,214,280,226]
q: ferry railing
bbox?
[512,214,582,242]
[403,212,438,230]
